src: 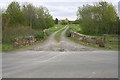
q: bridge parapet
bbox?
[71,32,105,47]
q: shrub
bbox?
[66,28,71,37]
[44,29,50,36]
[2,26,36,43]
[2,44,13,52]
[34,30,44,40]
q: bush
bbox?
[2,44,13,52]
[2,26,36,43]
[66,24,81,37]
[66,28,71,37]
[44,29,50,36]
[34,30,44,40]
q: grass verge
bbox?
[2,24,65,52]
[2,44,14,52]
[2,26,46,52]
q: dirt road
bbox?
[30,25,94,51]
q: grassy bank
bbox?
[67,24,119,51]
[2,26,46,52]
[2,24,64,52]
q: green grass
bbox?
[54,28,65,42]
[48,24,64,34]
[3,27,37,44]
[2,44,14,52]
[2,39,47,52]
[2,27,36,52]
[68,24,81,31]
[0,44,2,52]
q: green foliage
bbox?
[2,27,36,43]
[22,3,36,27]
[45,14,54,29]
[2,44,13,52]
[67,24,119,51]
[54,18,58,24]
[0,44,2,52]
[62,20,67,25]
[48,24,64,34]
[2,1,54,30]
[69,20,79,24]
[66,28,71,37]
[30,6,54,30]
[66,24,80,37]
[6,2,25,26]
[2,1,55,52]
[62,18,69,25]
[34,30,44,40]
[44,29,50,36]
[77,1,118,34]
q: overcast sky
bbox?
[0,0,119,20]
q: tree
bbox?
[2,13,9,30]
[2,1,54,30]
[33,6,54,30]
[77,1,118,34]
[62,20,67,25]
[62,18,69,25]
[54,18,58,24]
[6,2,24,27]
[22,3,36,27]
[45,14,54,28]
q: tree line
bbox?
[77,1,119,34]
[2,1,54,30]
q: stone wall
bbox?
[71,32,105,47]
[13,36,36,48]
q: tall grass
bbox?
[2,26,43,52]
[2,26,36,43]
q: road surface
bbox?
[2,26,118,78]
